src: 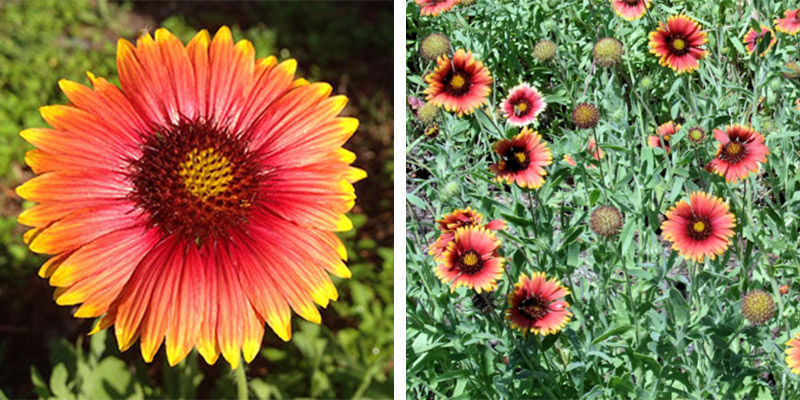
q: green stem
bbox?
[236,362,248,400]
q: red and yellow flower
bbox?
[744,25,777,56]
[587,137,604,161]
[429,207,506,258]
[501,83,546,127]
[776,9,800,35]
[648,121,680,153]
[435,225,504,293]
[15,27,365,368]
[415,0,460,17]
[490,128,553,189]
[506,272,572,336]
[660,192,736,263]
[707,125,769,183]
[610,0,651,21]
[649,15,709,74]
[425,49,492,116]
[787,332,800,374]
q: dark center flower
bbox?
[519,295,549,320]
[457,250,483,274]
[445,71,471,97]
[129,119,262,244]
[686,215,712,240]
[721,140,748,163]
[621,0,640,4]
[504,147,530,172]
[668,35,690,56]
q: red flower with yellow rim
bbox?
[648,121,680,154]
[490,128,553,189]
[786,333,800,374]
[501,83,547,127]
[506,272,572,336]
[435,225,504,293]
[425,49,493,116]
[649,15,709,74]
[15,27,365,368]
[660,192,736,263]
[744,25,777,56]
[776,10,800,35]
[415,0,460,17]
[708,125,769,183]
[429,207,506,258]
[610,0,651,21]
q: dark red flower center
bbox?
[519,295,549,320]
[445,71,471,97]
[504,147,530,172]
[457,250,483,274]
[128,119,262,244]
[513,100,531,117]
[668,35,690,56]
[720,140,748,163]
[686,215,712,241]
[621,0,640,5]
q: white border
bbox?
[393,0,407,397]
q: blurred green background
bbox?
[0,0,393,398]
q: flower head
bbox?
[15,27,365,368]
[420,33,451,61]
[590,205,624,237]
[506,272,572,336]
[741,290,775,325]
[435,226,504,293]
[490,128,553,189]
[649,15,709,74]
[687,126,706,144]
[425,49,493,116]
[708,125,769,183]
[781,285,790,295]
[660,192,736,263]
[501,83,546,127]
[563,154,577,166]
[533,40,557,62]
[783,61,800,79]
[610,0,651,21]
[775,9,800,35]
[415,0,460,17]
[572,103,600,129]
[744,25,777,56]
[429,208,505,258]
[593,37,624,67]
[416,102,440,125]
[648,121,680,153]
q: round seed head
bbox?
[741,290,775,325]
[533,40,557,62]
[420,33,451,61]
[416,102,440,125]
[783,61,800,80]
[593,37,624,67]
[590,205,623,237]
[572,103,600,129]
[640,76,653,89]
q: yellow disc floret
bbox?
[179,147,234,201]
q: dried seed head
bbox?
[590,205,623,237]
[420,33,451,61]
[533,40,557,62]
[593,37,624,67]
[741,290,775,325]
[572,103,600,129]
